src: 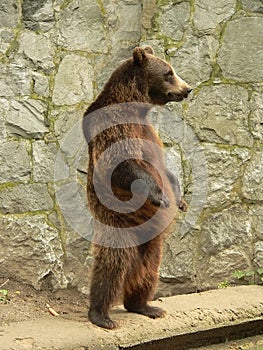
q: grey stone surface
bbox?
[52,54,94,105]
[171,35,218,86]
[0,183,53,214]
[0,0,20,28]
[250,91,263,141]
[204,145,243,208]
[63,230,92,293]
[242,0,263,13]
[32,72,50,97]
[142,0,156,29]
[102,0,142,55]
[32,141,58,182]
[0,215,67,289]
[160,2,190,41]
[57,0,106,52]
[194,0,236,30]
[22,0,54,32]
[53,107,85,141]
[0,28,15,54]
[242,148,263,201]
[110,2,142,43]
[254,241,263,268]
[0,141,31,183]
[203,249,250,285]
[160,225,196,295]
[0,63,31,97]
[19,31,54,70]
[198,205,253,288]
[186,85,253,147]
[6,99,49,139]
[0,98,8,139]
[201,205,252,255]
[55,182,93,241]
[218,17,263,82]
[249,205,263,241]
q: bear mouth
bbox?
[167,92,186,102]
[174,95,184,102]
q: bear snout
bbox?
[167,86,192,102]
[183,87,192,98]
[181,87,192,98]
[171,72,193,100]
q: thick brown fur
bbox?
[83,47,191,329]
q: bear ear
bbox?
[143,46,154,55]
[133,47,149,66]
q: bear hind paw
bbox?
[88,309,118,329]
[126,304,166,319]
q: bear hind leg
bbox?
[123,239,166,319]
[88,247,128,329]
[124,281,166,318]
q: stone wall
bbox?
[0,0,262,295]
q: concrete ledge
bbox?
[0,286,262,350]
[120,319,263,350]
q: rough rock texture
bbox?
[32,141,58,182]
[22,0,54,31]
[203,145,244,208]
[0,0,262,294]
[0,63,31,97]
[0,183,53,214]
[198,205,253,287]
[52,55,94,105]
[217,17,263,82]
[250,92,263,141]
[6,100,49,139]
[0,215,67,289]
[242,148,263,201]
[57,1,106,53]
[0,0,20,29]
[170,35,218,86]
[160,2,190,41]
[194,0,236,30]
[19,31,55,70]
[0,141,31,183]
[186,85,252,147]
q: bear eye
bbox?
[164,70,174,79]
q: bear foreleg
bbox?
[111,159,170,208]
[166,169,188,211]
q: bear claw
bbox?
[179,197,188,212]
[150,193,170,208]
[88,309,118,329]
[126,304,166,319]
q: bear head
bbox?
[133,46,192,105]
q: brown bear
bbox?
[83,46,191,329]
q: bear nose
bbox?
[187,88,192,94]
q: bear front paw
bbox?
[149,191,170,208]
[179,197,188,212]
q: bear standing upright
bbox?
[83,47,191,329]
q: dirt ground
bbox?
[1,279,263,350]
[0,279,88,325]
